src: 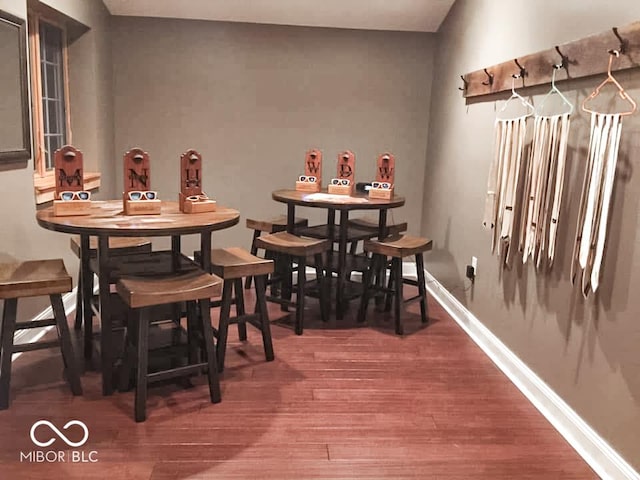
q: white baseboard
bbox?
[421,268,639,480]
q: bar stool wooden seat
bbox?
[347,217,408,237]
[209,247,274,371]
[70,236,152,330]
[245,215,308,289]
[358,235,432,335]
[255,232,330,335]
[116,268,222,422]
[0,259,82,409]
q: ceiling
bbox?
[102,0,455,33]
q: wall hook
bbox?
[482,68,494,86]
[458,75,469,92]
[514,58,527,78]
[554,46,568,69]
[612,27,628,54]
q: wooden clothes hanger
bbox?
[582,50,637,116]
[537,65,574,116]
[498,74,535,118]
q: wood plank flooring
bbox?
[0,285,598,479]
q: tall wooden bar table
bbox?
[37,200,240,395]
[271,189,405,320]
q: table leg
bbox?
[80,234,93,360]
[326,208,336,274]
[171,235,181,270]
[200,231,212,272]
[287,204,295,233]
[171,235,182,326]
[97,234,113,396]
[336,210,349,320]
[378,209,388,239]
[376,209,389,308]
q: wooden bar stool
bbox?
[358,235,432,335]
[347,217,408,254]
[116,268,222,422]
[255,232,330,335]
[244,215,308,289]
[209,247,274,371]
[0,259,82,409]
[70,236,151,330]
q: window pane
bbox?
[40,23,62,62]
[45,64,56,99]
[47,100,59,134]
[38,20,67,171]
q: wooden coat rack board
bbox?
[461,21,640,99]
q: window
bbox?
[28,12,71,177]
[38,21,67,170]
[28,7,100,203]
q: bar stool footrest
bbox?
[15,318,56,330]
[13,339,60,353]
[147,362,209,383]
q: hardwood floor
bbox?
[0,286,598,479]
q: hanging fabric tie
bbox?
[521,65,573,269]
[571,50,636,297]
[483,75,533,267]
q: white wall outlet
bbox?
[471,256,478,276]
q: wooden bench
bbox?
[0,259,82,409]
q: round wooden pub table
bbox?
[37,200,240,395]
[271,189,405,320]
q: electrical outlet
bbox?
[471,256,478,277]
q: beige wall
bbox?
[423,0,640,468]
[111,17,435,253]
[0,0,114,319]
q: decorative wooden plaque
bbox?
[328,150,355,195]
[295,148,322,192]
[179,149,216,213]
[53,145,91,216]
[122,147,161,215]
[369,152,395,199]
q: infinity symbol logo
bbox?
[30,420,89,448]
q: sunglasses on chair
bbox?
[59,190,91,201]
[128,191,157,201]
[330,178,350,186]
